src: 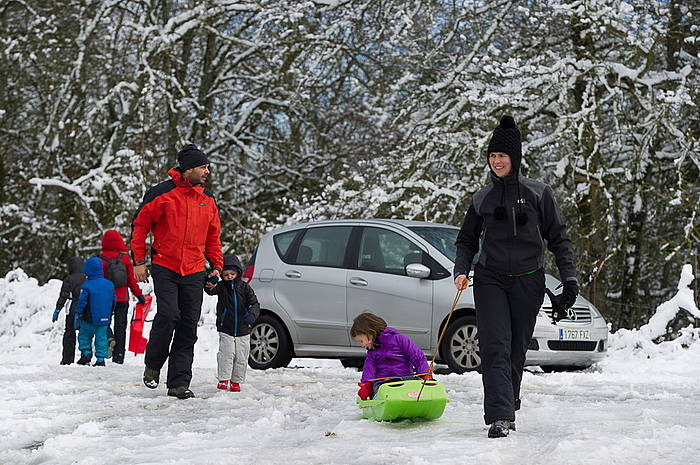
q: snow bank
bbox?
[608,264,700,353]
[0,268,220,367]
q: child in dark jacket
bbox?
[74,257,116,366]
[205,254,260,392]
[351,312,430,400]
[52,257,86,365]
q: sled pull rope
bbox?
[417,287,464,401]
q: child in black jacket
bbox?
[205,254,260,392]
[52,257,86,365]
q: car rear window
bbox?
[273,230,299,260]
[294,226,353,268]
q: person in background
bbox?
[52,257,85,365]
[351,312,430,400]
[205,254,260,393]
[74,257,116,366]
[98,229,146,364]
[453,115,579,438]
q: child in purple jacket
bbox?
[351,312,431,400]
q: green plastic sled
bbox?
[356,379,449,421]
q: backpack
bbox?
[98,253,128,287]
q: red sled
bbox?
[128,296,153,355]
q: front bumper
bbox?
[526,314,608,367]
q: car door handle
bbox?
[285,270,302,279]
[349,277,368,287]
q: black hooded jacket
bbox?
[55,257,86,315]
[204,254,260,337]
[454,168,577,282]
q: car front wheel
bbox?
[440,315,481,373]
[248,314,293,370]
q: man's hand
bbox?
[454,274,470,291]
[134,264,150,283]
[205,281,217,290]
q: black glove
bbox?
[545,281,579,322]
[206,275,220,284]
[136,294,146,305]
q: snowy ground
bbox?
[2,268,700,465]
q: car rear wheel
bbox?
[440,315,481,373]
[248,314,293,370]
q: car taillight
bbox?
[243,264,254,283]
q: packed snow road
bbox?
[2,349,699,465]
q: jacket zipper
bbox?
[232,281,238,336]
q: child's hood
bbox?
[223,254,243,276]
[67,256,84,275]
[101,229,128,252]
[83,256,105,279]
[375,327,400,346]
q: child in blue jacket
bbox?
[74,257,116,366]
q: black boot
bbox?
[167,386,195,399]
[488,420,513,438]
[93,360,106,366]
[77,353,92,365]
[143,367,160,389]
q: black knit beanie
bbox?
[176,144,210,172]
[487,115,522,174]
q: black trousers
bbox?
[111,301,129,363]
[61,311,77,364]
[473,265,544,424]
[145,264,205,388]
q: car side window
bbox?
[358,227,423,275]
[293,226,353,268]
[273,230,299,260]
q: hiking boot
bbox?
[167,387,195,399]
[229,382,241,392]
[488,420,513,438]
[93,360,106,367]
[60,360,73,365]
[217,380,229,390]
[112,355,124,365]
[77,353,92,365]
[143,367,160,389]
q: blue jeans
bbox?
[78,322,109,361]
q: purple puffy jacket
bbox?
[360,327,429,382]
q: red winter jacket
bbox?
[100,229,144,302]
[131,167,223,276]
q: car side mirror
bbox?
[406,263,430,279]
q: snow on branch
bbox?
[610,265,699,351]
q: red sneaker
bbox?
[217,380,229,390]
[229,382,241,392]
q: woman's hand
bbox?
[454,274,470,291]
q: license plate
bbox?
[559,329,591,340]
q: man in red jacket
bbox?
[98,229,145,364]
[131,144,223,399]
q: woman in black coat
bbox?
[453,116,580,438]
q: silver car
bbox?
[243,219,608,372]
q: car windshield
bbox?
[408,226,459,262]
